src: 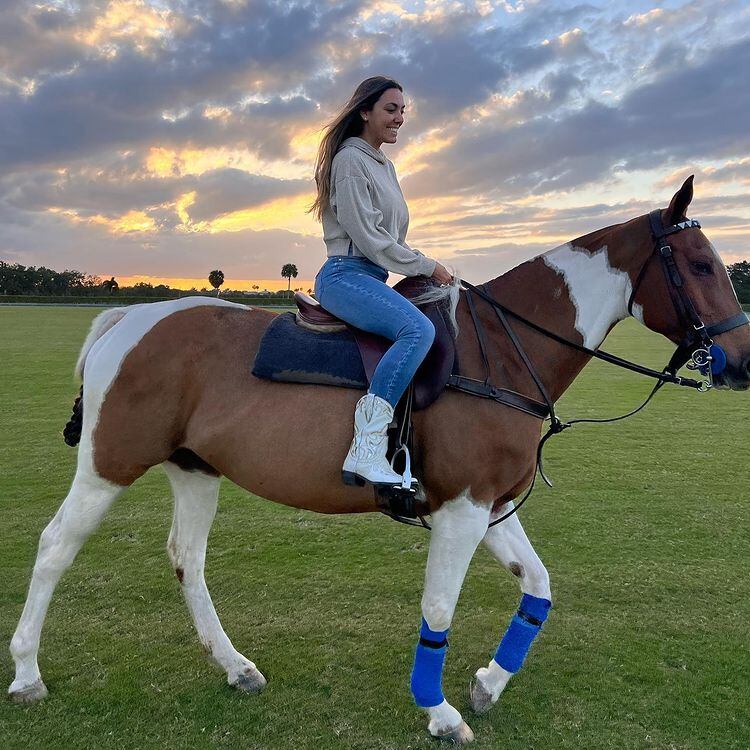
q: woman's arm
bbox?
[408,246,453,283]
[332,174,437,277]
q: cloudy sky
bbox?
[1,0,749,291]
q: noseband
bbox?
[627,210,749,388]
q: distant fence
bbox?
[0,294,296,306]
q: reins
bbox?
[395,212,748,531]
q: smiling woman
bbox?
[308,76,454,492]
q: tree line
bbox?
[728,260,750,303]
[2,259,749,303]
[0,264,101,296]
[0,262,308,298]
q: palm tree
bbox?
[280,263,298,293]
[208,269,224,296]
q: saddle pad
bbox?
[252,312,367,389]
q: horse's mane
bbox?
[409,271,463,336]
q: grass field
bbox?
[1,307,748,750]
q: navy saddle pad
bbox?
[252,313,367,389]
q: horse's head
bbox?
[627,176,750,390]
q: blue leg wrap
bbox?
[493,593,551,674]
[410,618,449,708]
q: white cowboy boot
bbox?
[342,393,411,487]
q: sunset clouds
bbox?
[1,0,749,289]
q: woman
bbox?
[308,76,453,489]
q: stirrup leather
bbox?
[375,384,427,520]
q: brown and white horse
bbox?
[9,178,750,743]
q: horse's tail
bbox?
[63,385,84,446]
[64,306,132,446]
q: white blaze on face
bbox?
[542,242,641,349]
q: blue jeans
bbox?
[315,256,435,407]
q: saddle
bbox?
[251,277,456,521]
[252,278,550,520]
[253,277,457,411]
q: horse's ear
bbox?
[666,175,694,223]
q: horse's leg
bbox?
[162,462,266,692]
[9,466,124,703]
[469,506,552,714]
[411,493,490,744]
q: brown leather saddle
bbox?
[293,277,456,411]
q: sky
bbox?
[1,0,749,292]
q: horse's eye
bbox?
[690,261,713,276]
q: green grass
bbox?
[1,307,749,750]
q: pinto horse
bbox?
[9,178,750,744]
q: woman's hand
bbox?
[430,261,454,286]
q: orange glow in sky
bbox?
[116,275,315,292]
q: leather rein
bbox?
[399,212,749,530]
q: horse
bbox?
[9,177,750,744]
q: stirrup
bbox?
[375,482,421,518]
[390,443,415,491]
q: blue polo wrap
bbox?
[493,593,551,674]
[410,618,448,708]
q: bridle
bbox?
[627,210,749,388]
[389,212,749,531]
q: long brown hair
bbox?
[307,76,403,222]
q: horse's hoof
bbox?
[8,679,48,704]
[436,721,475,745]
[230,668,267,693]
[468,677,494,715]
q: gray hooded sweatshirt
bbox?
[322,136,437,278]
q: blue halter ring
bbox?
[690,344,727,377]
[705,344,727,375]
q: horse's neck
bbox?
[478,230,637,401]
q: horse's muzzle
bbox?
[711,354,750,390]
